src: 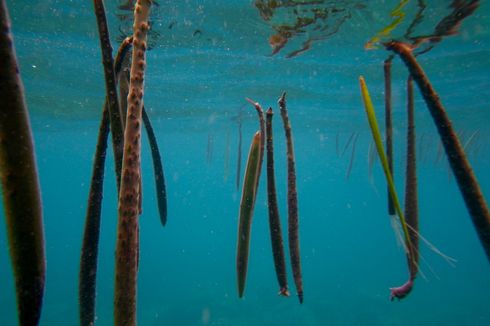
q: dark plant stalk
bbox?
[0,1,46,324]
[278,92,304,304]
[115,1,152,325]
[142,108,168,226]
[386,40,490,261]
[115,36,133,128]
[93,0,124,190]
[405,76,419,281]
[237,131,262,297]
[384,57,395,216]
[79,36,135,326]
[389,76,419,301]
[265,108,289,297]
[79,105,110,326]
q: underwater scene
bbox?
[1,0,490,325]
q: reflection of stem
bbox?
[279,93,303,304]
[0,1,45,324]
[93,0,124,191]
[345,133,359,180]
[115,1,152,325]
[387,40,490,262]
[384,58,395,215]
[266,108,289,297]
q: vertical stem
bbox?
[79,37,135,326]
[0,1,45,324]
[265,108,289,297]
[278,92,303,304]
[384,57,395,215]
[142,107,168,226]
[114,1,152,325]
[386,40,490,261]
[79,104,110,326]
[93,0,124,191]
[405,76,419,280]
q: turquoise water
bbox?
[1,0,490,325]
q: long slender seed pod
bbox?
[386,41,490,262]
[359,76,413,300]
[384,57,395,215]
[93,0,124,191]
[405,76,419,281]
[79,37,136,326]
[237,131,262,298]
[0,1,46,324]
[114,40,144,217]
[278,92,304,304]
[79,104,110,326]
[142,107,167,226]
[265,108,289,297]
[115,1,152,325]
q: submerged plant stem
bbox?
[265,108,289,297]
[115,1,152,325]
[405,76,419,281]
[93,0,124,191]
[79,104,110,326]
[279,92,304,304]
[386,40,490,262]
[0,1,46,323]
[142,108,168,226]
[384,57,395,215]
[237,131,262,298]
[79,36,136,326]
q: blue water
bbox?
[1,0,490,325]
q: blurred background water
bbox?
[1,0,490,325]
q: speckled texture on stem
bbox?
[278,92,303,304]
[114,1,152,325]
[93,0,124,191]
[404,76,419,281]
[384,58,395,216]
[0,0,46,324]
[79,36,134,326]
[266,108,289,297]
[387,40,490,262]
